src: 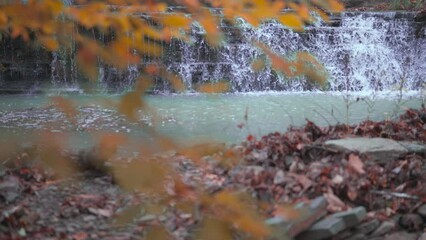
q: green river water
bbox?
[0,92,423,151]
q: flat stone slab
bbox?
[296,217,346,240]
[398,141,426,155]
[266,196,327,239]
[331,206,366,228]
[324,138,407,163]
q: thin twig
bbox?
[371,190,420,200]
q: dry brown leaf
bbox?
[324,188,346,212]
[348,154,365,174]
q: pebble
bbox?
[354,219,380,235]
[346,233,366,240]
[418,232,426,240]
[384,231,419,240]
[417,204,426,218]
[399,214,424,231]
[371,221,395,237]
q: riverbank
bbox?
[0,107,425,239]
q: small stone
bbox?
[371,221,395,237]
[347,233,366,240]
[0,176,22,203]
[273,170,286,185]
[245,166,264,175]
[140,214,157,223]
[384,231,419,240]
[417,204,426,218]
[296,217,346,240]
[83,215,97,222]
[331,207,366,228]
[399,214,424,231]
[418,232,426,240]
[332,230,352,240]
[354,219,380,235]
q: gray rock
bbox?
[347,233,367,240]
[324,138,407,163]
[296,217,346,240]
[399,214,424,231]
[0,176,22,203]
[398,141,426,155]
[418,232,426,240]
[371,221,395,237]
[273,170,286,185]
[417,204,426,218]
[331,206,366,228]
[384,231,419,240]
[354,219,381,235]
[266,196,327,239]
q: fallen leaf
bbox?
[348,154,365,174]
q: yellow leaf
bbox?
[160,14,191,29]
[251,58,266,72]
[279,13,304,31]
[97,133,126,160]
[117,91,144,120]
[50,96,76,121]
[161,71,185,92]
[0,11,8,28]
[113,160,167,193]
[196,82,229,93]
[197,10,222,46]
[313,8,330,22]
[196,217,233,240]
[256,42,293,76]
[76,47,98,80]
[39,36,59,51]
[327,0,345,12]
[146,226,170,240]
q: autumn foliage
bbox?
[0,0,347,239]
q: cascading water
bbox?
[167,11,425,92]
[6,11,421,93]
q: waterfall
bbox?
[0,10,423,93]
[167,11,425,92]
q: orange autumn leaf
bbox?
[39,36,59,51]
[160,14,191,29]
[327,0,345,12]
[210,191,271,238]
[146,226,170,240]
[279,13,304,31]
[160,71,185,92]
[273,205,301,221]
[117,91,144,121]
[197,82,229,93]
[251,58,266,72]
[76,47,98,80]
[50,96,77,121]
[256,42,293,76]
[196,217,233,240]
[113,160,168,193]
[98,133,127,159]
